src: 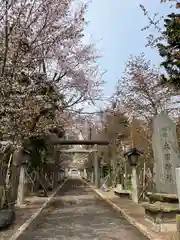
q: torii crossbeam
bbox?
[52,139,109,146]
[60,149,97,153]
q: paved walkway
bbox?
[18,178,148,240]
[93,188,176,240]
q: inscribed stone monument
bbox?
[152,111,180,194]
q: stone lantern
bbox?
[124,147,143,203]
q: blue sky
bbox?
[83,0,174,108]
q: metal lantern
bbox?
[124,147,143,166]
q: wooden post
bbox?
[87,170,91,181]
[52,148,60,188]
[94,145,100,188]
[142,161,146,199]
[0,186,5,209]
[176,215,180,240]
[111,138,116,186]
[65,168,68,178]
[52,167,59,188]
[124,162,127,189]
[91,171,94,183]
[17,165,26,206]
[62,171,64,180]
[131,166,138,203]
[57,171,60,181]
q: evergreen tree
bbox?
[157,13,180,89]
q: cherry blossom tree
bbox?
[0,0,103,146]
[114,53,171,125]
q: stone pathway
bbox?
[94,187,176,240]
[18,178,148,240]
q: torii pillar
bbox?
[94,145,100,188]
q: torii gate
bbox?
[53,135,109,188]
[60,131,98,153]
[14,134,109,207]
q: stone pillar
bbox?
[83,169,87,179]
[176,168,180,208]
[79,170,82,178]
[176,214,180,240]
[17,165,26,206]
[9,148,24,206]
[131,166,138,203]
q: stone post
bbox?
[176,168,180,208]
[8,149,22,205]
[83,169,87,179]
[80,170,83,178]
[91,172,94,183]
[131,166,138,203]
[176,214,180,240]
[17,165,26,206]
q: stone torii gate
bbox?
[53,139,109,188]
